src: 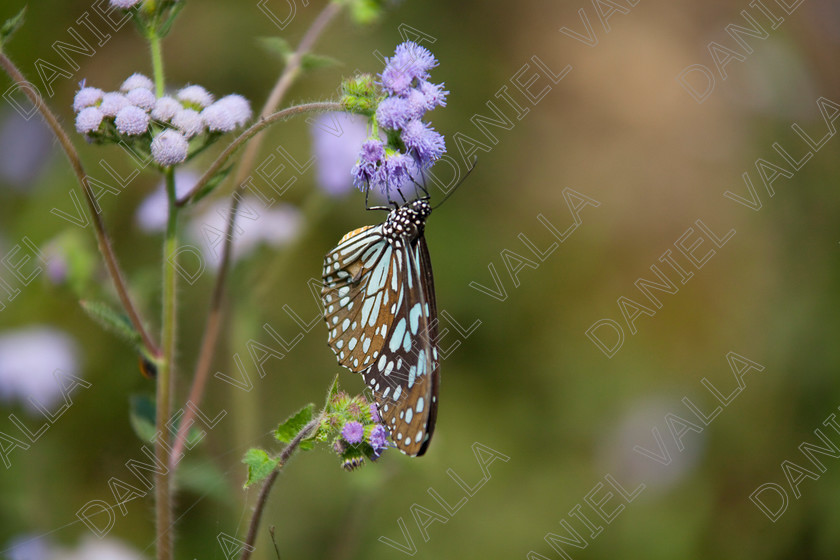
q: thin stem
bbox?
[0,53,160,359]
[170,1,343,467]
[175,101,342,207]
[149,31,166,97]
[240,417,322,560]
[155,168,179,560]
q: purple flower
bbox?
[110,0,142,9]
[401,119,445,167]
[310,113,368,196]
[216,94,252,127]
[351,139,385,189]
[152,96,182,122]
[114,105,150,135]
[376,96,411,130]
[381,152,416,191]
[418,80,448,110]
[369,403,380,422]
[380,41,438,96]
[99,92,129,117]
[368,425,388,452]
[177,85,214,109]
[151,129,188,166]
[75,107,104,133]
[120,72,154,92]
[73,87,104,112]
[172,108,205,138]
[125,88,156,111]
[341,421,364,444]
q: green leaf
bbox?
[300,53,342,72]
[349,0,385,25]
[80,300,142,351]
[157,1,185,37]
[129,394,157,443]
[258,36,293,60]
[176,458,232,503]
[242,448,279,488]
[275,403,314,444]
[0,6,26,51]
[190,165,232,204]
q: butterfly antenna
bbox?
[365,183,391,212]
[431,157,478,210]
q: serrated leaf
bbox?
[301,53,342,72]
[258,36,293,60]
[0,7,26,51]
[275,403,314,444]
[129,394,157,443]
[80,300,142,350]
[242,448,279,488]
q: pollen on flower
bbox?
[125,88,156,111]
[151,129,188,166]
[172,108,205,138]
[177,85,214,109]
[73,87,104,112]
[115,105,151,136]
[120,72,154,92]
[152,96,182,122]
[75,107,104,134]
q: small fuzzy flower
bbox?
[216,94,252,127]
[110,0,142,8]
[380,64,413,98]
[172,108,205,138]
[368,424,388,452]
[351,139,385,189]
[177,85,214,109]
[375,96,411,130]
[381,152,416,191]
[151,129,188,166]
[75,107,104,134]
[99,92,129,117]
[381,41,438,96]
[152,96,182,122]
[120,72,154,92]
[419,80,448,110]
[341,421,364,444]
[347,400,362,417]
[114,105,150,136]
[125,88,156,111]
[310,112,368,196]
[369,403,380,423]
[73,87,104,112]
[401,119,445,166]
[200,103,236,132]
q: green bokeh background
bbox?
[1,1,840,558]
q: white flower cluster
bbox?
[73,73,252,167]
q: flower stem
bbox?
[0,53,160,359]
[240,417,322,560]
[156,167,179,560]
[149,30,166,98]
[170,0,344,468]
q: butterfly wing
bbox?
[363,234,439,456]
[322,224,400,373]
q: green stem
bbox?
[149,30,165,97]
[156,168,178,560]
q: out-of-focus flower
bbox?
[120,72,153,92]
[172,108,204,138]
[114,105,150,136]
[201,95,252,133]
[0,110,55,188]
[135,170,199,232]
[151,129,188,166]
[0,327,81,414]
[60,536,146,560]
[5,534,51,560]
[177,85,214,109]
[310,112,368,196]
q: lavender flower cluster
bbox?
[319,390,390,470]
[351,42,447,194]
[73,73,251,167]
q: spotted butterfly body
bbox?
[322,199,439,456]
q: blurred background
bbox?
[1,0,840,558]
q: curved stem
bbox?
[240,417,322,560]
[170,0,343,468]
[0,53,160,359]
[155,168,179,560]
[175,101,342,207]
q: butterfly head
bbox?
[383,200,432,241]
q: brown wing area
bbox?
[362,236,439,456]
[321,224,400,373]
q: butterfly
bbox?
[321,197,439,456]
